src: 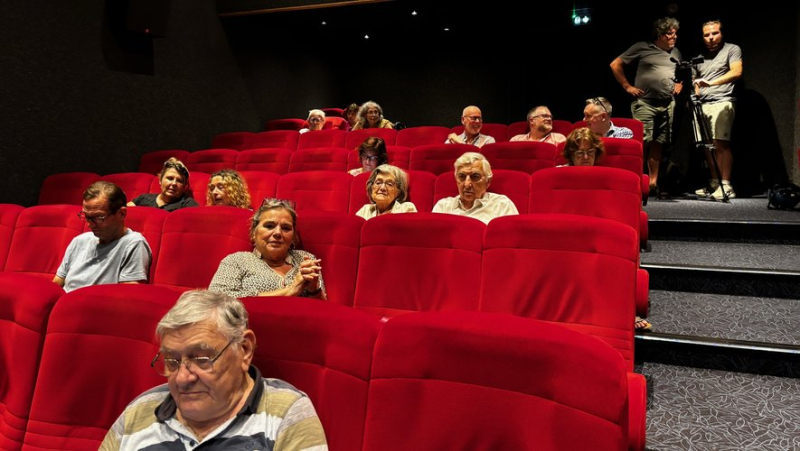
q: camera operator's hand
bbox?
[625,85,644,98]
[673,82,683,95]
[694,78,711,88]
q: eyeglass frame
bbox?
[573,149,598,158]
[150,338,235,376]
[456,172,486,183]
[76,209,119,225]
[373,179,397,188]
[530,114,553,120]
[588,97,609,114]
[463,115,483,122]
[361,154,380,162]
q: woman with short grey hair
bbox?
[355,165,417,219]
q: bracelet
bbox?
[304,286,322,297]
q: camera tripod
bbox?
[689,94,730,203]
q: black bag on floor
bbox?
[767,183,800,210]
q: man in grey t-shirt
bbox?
[692,20,743,200]
[54,181,152,292]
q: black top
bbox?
[132,193,199,212]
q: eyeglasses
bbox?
[574,150,598,158]
[261,198,296,210]
[309,117,324,123]
[361,155,380,162]
[374,179,396,188]
[457,173,485,183]
[77,211,110,224]
[588,98,608,114]
[531,114,553,120]
[151,339,235,376]
[464,116,483,122]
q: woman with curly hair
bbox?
[206,169,252,209]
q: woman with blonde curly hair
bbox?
[206,169,252,209]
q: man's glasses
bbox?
[361,155,380,162]
[531,114,553,120]
[150,339,234,376]
[588,98,608,114]
[457,173,485,183]
[309,117,324,123]
[261,198,296,210]
[574,150,597,158]
[464,116,483,122]
[77,211,110,224]
[374,179,396,188]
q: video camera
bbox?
[671,56,704,83]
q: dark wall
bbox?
[0,0,259,206]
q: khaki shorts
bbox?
[631,98,675,144]
[698,101,735,141]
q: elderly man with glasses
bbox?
[510,105,566,145]
[53,181,152,292]
[445,105,496,148]
[583,97,634,139]
[100,290,328,450]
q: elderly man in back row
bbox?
[583,97,634,139]
[100,290,327,450]
[445,105,496,148]
[432,152,518,224]
[510,105,566,145]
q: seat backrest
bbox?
[344,128,398,149]
[276,171,353,213]
[24,285,177,450]
[395,126,452,148]
[264,118,305,131]
[239,171,280,209]
[5,205,84,279]
[386,146,411,169]
[608,118,644,143]
[405,170,437,213]
[244,297,381,451]
[598,138,645,180]
[185,172,211,207]
[289,147,350,173]
[295,211,364,306]
[235,148,292,173]
[408,144,474,175]
[348,172,372,215]
[211,132,256,150]
[152,207,252,290]
[507,121,529,139]
[481,141,558,174]
[297,130,347,150]
[354,213,484,317]
[362,311,629,451]
[185,149,239,173]
[322,117,348,131]
[552,119,574,137]
[0,273,64,449]
[122,207,169,283]
[449,123,509,143]
[100,173,157,202]
[0,204,24,271]
[249,131,299,151]
[479,214,638,369]
[320,107,344,118]
[138,150,191,175]
[38,173,99,205]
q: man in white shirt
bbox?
[445,105,496,148]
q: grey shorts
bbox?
[631,98,675,144]
[698,101,735,141]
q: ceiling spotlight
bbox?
[321,21,327,25]
[582,16,589,24]
[411,10,417,16]
[444,27,450,32]
[364,34,369,39]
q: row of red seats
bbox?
[0,205,647,366]
[0,276,646,450]
[260,119,645,144]
[38,167,648,247]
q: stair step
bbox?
[650,219,800,244]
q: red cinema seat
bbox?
[297,130,347,150]
[211,132,256,150]
[289,147,350,173]
[23,285,178,450]
[265,118,305,131]
[5,205,84,279]
[386,146,411,169]
[409,144,474,175]
[481,141,558,174]
[185,149,239,173]
[239,171,280,209]
[507,121,529,139]
[295,211,364,306]
[344,128,398,149]
[138,150,191,175]
[0,273,63,450]
[276,172,353,213]
[152,207,252,291]
[38,173,99,205]
[244,297,381,451]
[450,123,509,143]
[323,117,348,131]
[348,172,372,215]
[552,119,574,136]
[362,311,637,451]
[321,107,344,118]
[100,173,157,202]
[479,214,638,370]
[236,148,292,174]
[0,204,24,271]
[405,170,437,213]
[120,207,168,283]
[249,131,299,151]
[600,137,649,201]
[353,213,484,317]
[395,126,451,148]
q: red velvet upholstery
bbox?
[386,146,411,169]
[479,214,638,369]
[0,204,24,271]
[552,119,574,136]
[185,148,239,173]
[4,205,83,279]
[249,131,299,151]
[362,311,630,451]
[450,123,509,143]
[276,172,353,213]
[481,141,558,174]
[405,170,437,213]
[321,107,344,118]
[344,128,398,149]
[264,118,305,131]
[239,171,280,209]
[122,207,169,283]
[244,297,381,451]
[152,207,252,290]
[235,148,292,173]
[23,285,177,450]
[348,172,372,215]
[354,213,484,317]
[322,117,348,131]
[295,211,364,306]
[296,130,347,150]
[395,126,451,148]
[0,273,63,450]
[289,147,350,173]
[38,173,99,205]
[211,132,256,150]
[408,144,474,175]
[138,150,190,175]
[600,137,647,199]
[507,121,529,139]
[186,172,211,207]
[100,173,157,202]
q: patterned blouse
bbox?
[209,249,325,298]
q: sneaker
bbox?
[710,183,736,200]
[695,180,719,197]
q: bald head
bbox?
[461,105,483,136]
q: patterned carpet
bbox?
[641,241,800,272]
[644,197,800,223]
